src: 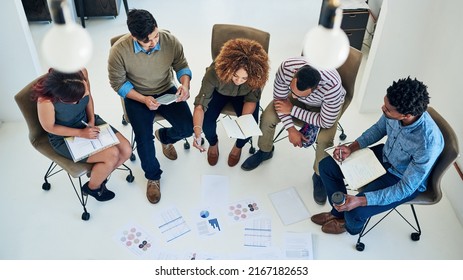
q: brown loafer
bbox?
[227,147,242,167]
[207,144,219,166]
[311,212,338,225]
[321,219,346,234]
[147,180,161,204]
[155,129,178,160]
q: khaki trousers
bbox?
[257,96,340,175]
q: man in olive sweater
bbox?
[108,9,193,204]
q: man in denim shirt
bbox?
[311,77,444,234]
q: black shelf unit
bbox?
[21,0,52,22]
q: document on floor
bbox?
[155,206,191,243]
[324,146,386,190]
[268,187,310,225]
[244,217,272,247]
[64,124,119,162]
[221,114,262,139]
[113,223,156,258]
[284,231,313,260]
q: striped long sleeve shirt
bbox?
[274,57,346,129]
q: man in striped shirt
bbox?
[241,57,346,205]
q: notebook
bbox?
[325,146,386,190]
[221,114,262,139]
[64,124,120,162]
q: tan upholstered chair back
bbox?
[14,75,45,148]
[409,106,460,205]
[211,24,270,61]
[336,47,362,114]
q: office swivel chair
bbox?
[273,46,363,144]
[355,106,459,251]
[110,34,191,161]
[14,75,135,221]
[210,23,270,154]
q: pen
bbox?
[339,142,343,165]
[81,120,92,127]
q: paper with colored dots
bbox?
[226,198,262,222]
[114,223,155,258]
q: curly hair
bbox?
[127,9,157,41]
[386,77,430,116]
[32,68,86,103]
[215,38,269,90]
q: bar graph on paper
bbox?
[156,207,191,243]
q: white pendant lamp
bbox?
[42,0,93,73]
[303,0,349,70]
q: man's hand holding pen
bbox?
[333,144,351,164]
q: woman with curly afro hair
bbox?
[192,38,270,167]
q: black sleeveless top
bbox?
[48,95,112,162]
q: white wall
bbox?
[358,0,463,222]
[0,0,42,122]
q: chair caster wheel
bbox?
[42,182,51,190]
[122,116,128,125]
[249,147,256,154]
[81,212,90,221]
[130,153,136,161]
[339,133,347,141]
[184,142,190,149]
[411,232,420,241]
[126,174,135,183]
[356,242,365,251]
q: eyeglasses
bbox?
[289,84,317,98]
[289,86,306,98]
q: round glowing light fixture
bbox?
[303,0,349,70]
[42,0,93,73]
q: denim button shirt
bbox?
[356,112,444,206]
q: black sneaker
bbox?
[312,173,327,205]
[241,147,274,171]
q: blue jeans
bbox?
[203,90,259,148]
[124,86,193,180]
[319,144,421,235]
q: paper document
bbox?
[156,94,177,105]
[221,114,262,139]
[64,124,119,162]
[268,187,310,225]
[325,147,386,190]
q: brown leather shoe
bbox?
[147,180,161,204]
[155,129,177,160]
[321,219,346,234]
[227,146,242,167]
[311,212,338,225]
[207,144,219,166]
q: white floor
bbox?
[1,0,463,260]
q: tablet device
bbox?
[156,94,177,105]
